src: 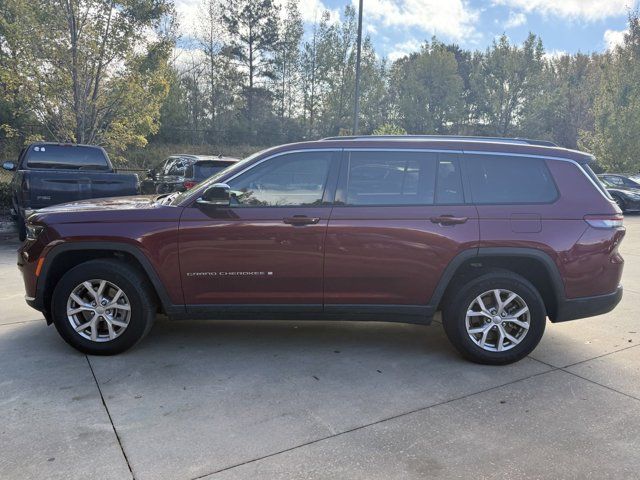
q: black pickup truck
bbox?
[2,143,140,240]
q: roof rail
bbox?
[319,135,558,147]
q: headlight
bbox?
[25,224,44,241]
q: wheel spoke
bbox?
[505,318,529,329]
[90,318,99,340]
[70,293,89,307]
[68,306,92,315]
[493,289,502,310]
[96,280,107,300]
[502,328,521,346]
[75,320,93,333]
[109,302,130,312]
[110,318,128,328]
[501,292,517,313]
[467,310,490,318]
[468,324,491,335]
[496,326,505,351]
[511,306,529,318]
[479,327,491,348]
[83,281,99,301]
[105,320,116,340]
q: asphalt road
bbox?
[2,217,640,480]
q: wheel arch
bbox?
[430,247,565,321]
[38,242,176,319]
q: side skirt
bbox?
[168,304,435,325]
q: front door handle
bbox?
[283,215,321,226]
[430,215,468,226]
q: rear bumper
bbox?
[553,285,623,322]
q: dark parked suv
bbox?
[141,154,238,194]
[18,136,625,364]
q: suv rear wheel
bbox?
[442,271,546,365]
[51,259,156,355]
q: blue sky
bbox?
[175,0,636,60]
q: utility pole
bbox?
[353,0,363,135]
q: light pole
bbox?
[353,0,363,135]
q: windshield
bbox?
[193,161,236,180]
[26,145,110,170]
[167,148,270,206]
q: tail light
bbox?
[584,214,624,229]
[183,180,197,190]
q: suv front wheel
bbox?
[51,259,156,355]
[442,271,546,365]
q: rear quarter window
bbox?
[25,145,109,170]
[464,154,558,204]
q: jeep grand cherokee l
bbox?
[17,136,625,364]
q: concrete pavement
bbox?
[1,217,640,480]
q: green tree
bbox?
[3,0,175,152]
[221,0,279,138]
[581,13,640,172]
[388,40,464,134]
[274,0,303,122]
[472,33,545,136]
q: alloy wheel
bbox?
[66,279,131,342]
[465,289,530,352]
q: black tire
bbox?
[442,270,546,365]
[17,215,26,242]
[51,259,156,355]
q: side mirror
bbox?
[2,161,16,171]
[197,183,231,207]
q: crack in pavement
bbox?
[85,355,136,480]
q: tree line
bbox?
[1,1,640,172]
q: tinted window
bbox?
[26,145,109,170]
[344,151,438,205]
[605,175,624,186]
[228,151,332,207]
[162,158,176,175]
[167,158,189,176]
[466,154,557,204]
[193,161,235,180]
[436,157,464,204]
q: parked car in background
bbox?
[2,143,140,240]
[598,174,640,212]
[18,135,625,365]
[141,154,239,194]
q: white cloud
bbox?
[387,38,423,61]
[493,0,638,21]
[174,0,201,37]
[297,0,340,24]
[504,11,526,29]
[604,28,627,50]
[356,0,480,42]
[174,0,340,38]
[543,49,567,61]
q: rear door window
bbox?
[464,154,558,204]
[341,151,438,205]
[26,145,109,170]
[436,157,464,204]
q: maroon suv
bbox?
[17,136,625,364]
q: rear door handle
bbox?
[283,215,321,226]
[430,215,468,226]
